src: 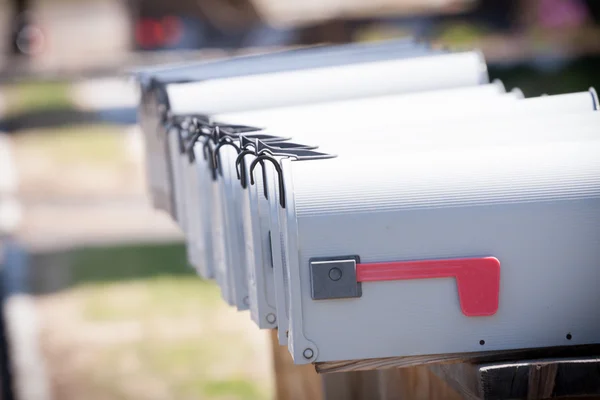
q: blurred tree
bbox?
[10,0,30,56]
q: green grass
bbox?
[12,124,128,165]
[81,276,221,321]
[70,243,194,284]
[70,243,223,321]
[36,243,272,399]
[203,379,263,400]
[3,80,73,116]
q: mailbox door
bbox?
[192,147,214,279]
[221,149,250,310]
[242,154,278,329]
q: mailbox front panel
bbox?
[221,148,250,311]
[241,154,278,329]
[265,165,291,345]
[210,167,235,305]
[182,159,199,267]
[192,147,214,279]
[167,130,187,227]
[139,88,173,213]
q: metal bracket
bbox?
[309,256,362,300]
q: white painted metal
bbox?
[213,81,513,126]
[166,51,488,115]
[219,89,597,135]
[170,85,511,317]
[133,38,425,85]
[231,86,517,333]
[135,42,600,367]
[244,93,598,342]
[280,137,600,363]
[191,144,215,280]
[138,90,173,214]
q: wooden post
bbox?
[273,341,600,400]
[269,329,462,400]
[270,330,324,400]
[430,357,600,400]
[321,367,462,400]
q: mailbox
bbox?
[160,48,490,308]
[228,90,598,342]
[178,88,597,336]
[134,41,599,368]
[271,134,600,364]
[215,80,515,127]
[219,88,598,134]
[201,83,512,323]
[167,51,488,116]
[244,110,598,346]
[134,39,438,218]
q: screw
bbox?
[328,267,342,281]
[266,313,276,324]
[303,348,314,359]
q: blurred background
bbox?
[0,0,599,399]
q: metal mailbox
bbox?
[160,49,490,308]
[273,136,600,364]
[172,87,597,336]
[135,39,437,217]
[228,89,598,342]
[204,84,514,325]
[166,51,488,116]
[133,41,599,368]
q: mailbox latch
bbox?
[309,256,362,300]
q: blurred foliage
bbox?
[12,124,127,165]
[81,277,221,321]
[37,243,271,400]
[436,22,491,46]
[3,81,73,116]
[70,243,194,285]
[204,380,263,399]
[489,55,600,96]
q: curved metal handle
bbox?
[249,155,286,209]
[184,130,206,162]
[235,149,255,188]
[213,138,241,176]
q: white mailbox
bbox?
[160,48,490,307]
[249,110,599,348]
[167,51,488,116]
[272,136,600,364]
[229,89,598,342]
[135,39,438,217]
[134,41,599,368]
[205,84,514,325]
